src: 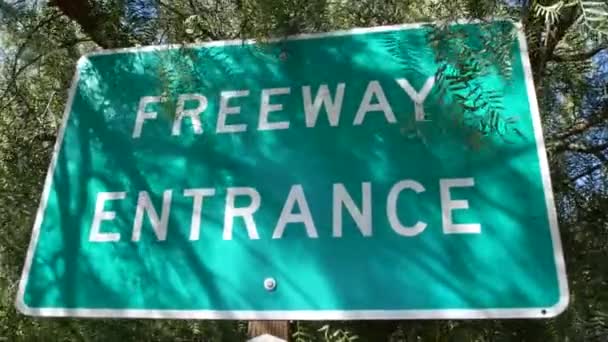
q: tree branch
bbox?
[533,6,580,90]
[521,0,533,29]
[552,112,608,142]
[554,141,608,154]
[548,106,607,155]
[0,0,20,19]
[569,148,608,184]
[0,52,48,108]
[158,1,186,18]
[570,162,606,183]
[50,0,132,48]
[0,37,90,109]
[551,45,608,62]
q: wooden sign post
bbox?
[247,321,289,341]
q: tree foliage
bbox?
[0,0,607,341]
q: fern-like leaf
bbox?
[571,0,608,36]
[534,1,565,25]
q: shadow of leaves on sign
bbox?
[21,21,561,318]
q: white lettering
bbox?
[353,81,396,125]
[89,192,126,242]
[396,77,435,121]
[440,178,481,234]
[223,187,261,240]
[216,90,249,133]
[303,83,345,127]
[172,94,207,136]
[386,180,427,236]
[184,188,216,241]
[273,184,318,239]
[132,190,173,241]
[133,96,163,138]
[259,87,291,130]
[332,182,372,237]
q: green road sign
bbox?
[17,20,568,319]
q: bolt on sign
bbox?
[17,20,568,319]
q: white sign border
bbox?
[16,20,569,320]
